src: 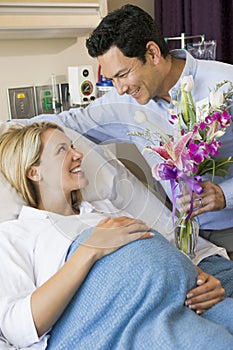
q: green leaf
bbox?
[196,157,233,178]
[214,169,229,177]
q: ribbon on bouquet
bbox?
[158,164,203,224]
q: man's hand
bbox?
[185,266,225,314]
[179,180,226,217]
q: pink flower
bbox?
[151,132,193,170]
[151,133,194,180]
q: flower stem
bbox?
[146,120,170,142]
[178,215,192,254]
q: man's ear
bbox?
[27,166,41,182]
[146,41,161,64]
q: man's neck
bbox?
[170,55,186,88]
[156,55,185,103]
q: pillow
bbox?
[0,125,173,238]
[0,171,26,223]
[66,127,174,238]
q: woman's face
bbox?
[37,128,89,194]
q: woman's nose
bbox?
[71,148,83,160]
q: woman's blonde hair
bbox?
[0,122,82,208]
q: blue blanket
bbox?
[47,230,233,349]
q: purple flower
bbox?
[219,110,231,127]
[200,122,206,130]
[205,140,222,156]
[188,142,209,164]
[169,114,179,125]
[205,113,218,125]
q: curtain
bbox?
[154,0,233,64]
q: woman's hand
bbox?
[84,216,154,259]
[185,266,225,314]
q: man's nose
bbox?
[114,79,128,95]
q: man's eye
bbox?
[119,72,128,78]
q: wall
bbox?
[0,0,154,122]
[0,37,97,121]
[108,0,154,15]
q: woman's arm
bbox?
[31,216,153,337]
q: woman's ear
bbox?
[146,41,161,64]
[27,166,41,182]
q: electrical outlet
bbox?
[35,85,61,115]
[8,86,36,119]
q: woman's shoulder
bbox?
[0,206,51,240]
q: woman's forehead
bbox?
[41,129,70,152]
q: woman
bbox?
[0,122,232,349]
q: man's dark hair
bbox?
[86,4,169,63]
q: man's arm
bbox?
[185,266,225,314]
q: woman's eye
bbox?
[58,146,66,153]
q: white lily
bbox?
[180,75,194,92]
[209,90,224,109]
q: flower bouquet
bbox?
[131,77,233,259]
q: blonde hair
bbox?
[0,122,82,208]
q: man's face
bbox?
[98,45,161,105]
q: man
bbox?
[29,5,233,306]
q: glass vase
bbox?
[174,215,199,259]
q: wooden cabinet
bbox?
[0,1,107,39]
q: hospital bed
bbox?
[0,125,230,349]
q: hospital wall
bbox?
[0,0,154,122]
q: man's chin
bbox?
[134,96,150,105]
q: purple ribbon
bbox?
[158,164,178,222]
[180,174,203,221]
[158,163,203,223]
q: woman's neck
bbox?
[37,191,78,216]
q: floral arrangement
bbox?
[131,77,233,257]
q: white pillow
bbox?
[0,125,173,238]
[0,171,26,222]
[66,127,174,237]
